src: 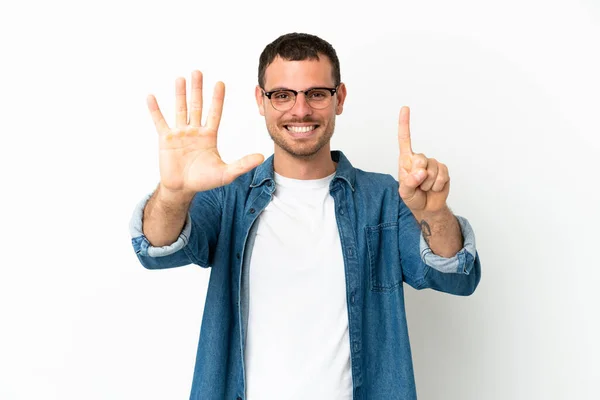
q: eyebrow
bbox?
[265,87,289,92]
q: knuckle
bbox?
[412,158,425,168]
[171,128,184,137]
[432,176,447,192]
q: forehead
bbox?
[264,55,335,89]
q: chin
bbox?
[267,121,335,158]
[278,133,332,159]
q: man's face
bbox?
[256,55,346,159]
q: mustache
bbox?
[281,118,320,124]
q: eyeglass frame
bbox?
[261,86,339,110]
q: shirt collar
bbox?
[250,150,356,192]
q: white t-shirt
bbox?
[244,171,353,400]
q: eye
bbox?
[273,91,292,100]
[308,90,327,99]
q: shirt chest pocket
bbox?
[366,222,402,292]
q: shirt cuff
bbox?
[129,192,192,257]
[419,215,477,275]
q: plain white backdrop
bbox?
[1,0,599,399]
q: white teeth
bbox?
[287,125,316,133]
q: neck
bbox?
[273,145,336,179]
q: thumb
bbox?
[222,153,265,185]
[398,168,426,199]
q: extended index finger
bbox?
[398,106,413,157]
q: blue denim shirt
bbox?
[129,150,481,400]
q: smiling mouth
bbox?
[285,125,318,133]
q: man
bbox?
[130,33,481,400]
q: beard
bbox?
[266,117,336,159]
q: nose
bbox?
[289,92,313,118]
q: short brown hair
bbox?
[258,33,341,88]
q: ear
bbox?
[255,85,265,116]
[335,83,347,115]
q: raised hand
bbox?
[148,70,264,196]
[397,106,450,217]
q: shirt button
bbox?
[236,253,240,259]
[249,208,255,214]
[351,295,355,304]
[266,181,272,187]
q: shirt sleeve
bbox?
[129,188,223,269]
[419,215,478,275]
[129,193,193,258]
[398,200,481,296]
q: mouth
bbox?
[284,124,319,138]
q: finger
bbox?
[189,70,203,127]
[206,81,225,131]
[411,153,428,171]
[175,77,188,128]
[419,158,438,191]
[222,153,265,185]
[398,167,427,199]
[147,95,170,135]
[432,163,450,192]
[398,106,413,159]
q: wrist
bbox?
[413,205,453,223]
[156,184,196,207]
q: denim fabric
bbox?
[130,151,481,400]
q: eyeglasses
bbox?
[262,87,338,112]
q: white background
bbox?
[1,0,599,399]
